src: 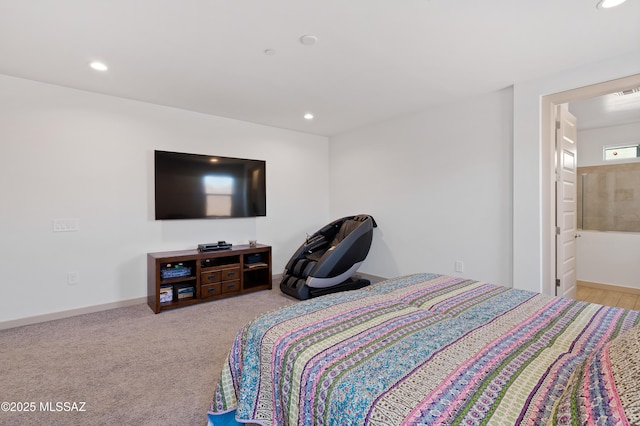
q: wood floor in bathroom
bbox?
[576,282,640,310]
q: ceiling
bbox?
[1,0,639,136]
[570,89,640,130]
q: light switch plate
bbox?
[67,271,79,285]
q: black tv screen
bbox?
[154,150,266,220]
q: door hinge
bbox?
[556,120,561,130]
[556,227,561,235]
[556,279,561,287]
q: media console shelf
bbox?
[147,244,272,314]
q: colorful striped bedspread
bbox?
[207,273,640,425]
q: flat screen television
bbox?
[154,150,266,220]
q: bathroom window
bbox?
[604,144,639,161]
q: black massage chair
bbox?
[280,214,377,300]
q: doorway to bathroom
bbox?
[542,73,640,301]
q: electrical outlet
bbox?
[53,219,80,232]
[67,271,80,286]
[455,260,464,273]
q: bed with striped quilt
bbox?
[207,273,640,425]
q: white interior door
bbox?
[556,106,578,299]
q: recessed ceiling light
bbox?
[299,35,318,46]
[89,61,108,71]
[596,0,627,8]
[303,113,314,120]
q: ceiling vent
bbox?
[615,88,640,96]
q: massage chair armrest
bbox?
[284,234,329,271]
[304,237,329,254]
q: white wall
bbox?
[577,231,640,289]
[0,74,330,323]
[329,88,513,286]
[574,121,640,289]
[576,122,640,167]
[513,51,640,295]
[4,53,640,325]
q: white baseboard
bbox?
[1,273,287,331]
[0,297,147,331]
[577,280,640,295]
[1,273,388,330]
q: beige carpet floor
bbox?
[0,289,296,426]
